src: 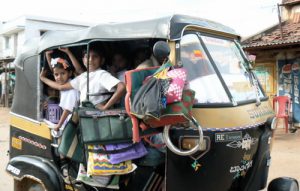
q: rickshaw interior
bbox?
[40,38,164,116]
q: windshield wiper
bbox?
[248,68,261,106]
[234,40,261,106]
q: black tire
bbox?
[14,178,46,191]
[268,177,299,191]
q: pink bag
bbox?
[166,68,187,103]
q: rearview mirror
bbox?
[247,54,256,62]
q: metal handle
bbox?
[163,116,204,156]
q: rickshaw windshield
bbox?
[200,35,263,102]
[181,34,230,104]
[181,33,264,105]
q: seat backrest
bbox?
[125,66,159,103]
[273,96,290,117]
[124,66,161,142]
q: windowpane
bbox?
[201,35,263,102]
[180,34,230,104]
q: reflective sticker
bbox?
[247,106,274,119]
[230,160,253,173]
[11,137,22,150]
[193,50,204,58]
[230,156,253,179]
[191,160,202,172]
[215,131,242,142]
[18,136,47,150]
[226,133,258,150]
[6,164,20,175]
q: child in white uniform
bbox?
[45,56,80,133]
[40,45,125,110]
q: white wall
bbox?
[0,16,90,59]
[282,4,300,21]
[16,31,24,56]
[24,19,87,40]
[2,36,14,57]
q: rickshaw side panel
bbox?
[11,55,40,120]
[9,124,53,159]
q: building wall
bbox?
[282,4,300,20]
[252,50,278,99]
[16,31,24,57]
[24,19,88,40]
[2,34,18,58]
[0,16,90,59]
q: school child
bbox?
[110,52,129,82]
[42,84,60,120]
[44,54,80,133]
[40,45,126,111]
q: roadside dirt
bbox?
[0,107,13,191]
[267,121,300,182]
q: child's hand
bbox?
[54,124,61,132]
[46,50,53,55]
[95,103,107,111]
[43,101,48,109]
[40,68,48,79]
[59,47,70,54]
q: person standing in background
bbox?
[0,72,7,106]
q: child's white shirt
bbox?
[59,88,80,129]
[70,69,120,105]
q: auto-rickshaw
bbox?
[6,14,299,191]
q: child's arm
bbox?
[59,47,85,75]
[96,82,126,110]
[54,109,71,131]
[45,50,54,73]
[40,68,73,91]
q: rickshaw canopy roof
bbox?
[36,14,239,53]
[12,14,239,120]
[15,14,239,69]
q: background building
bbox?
[0,15,91,107]
[242,0,300,128]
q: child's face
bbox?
[83,50,103,72]
[134,51,147,67]
[53,67,71,85]
[47,87,59,97]
[112,54,127,70]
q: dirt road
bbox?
[0,107,13,191]
[268,124,300,182]
[0,108,299,191]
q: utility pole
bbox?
[277,3,284,39]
